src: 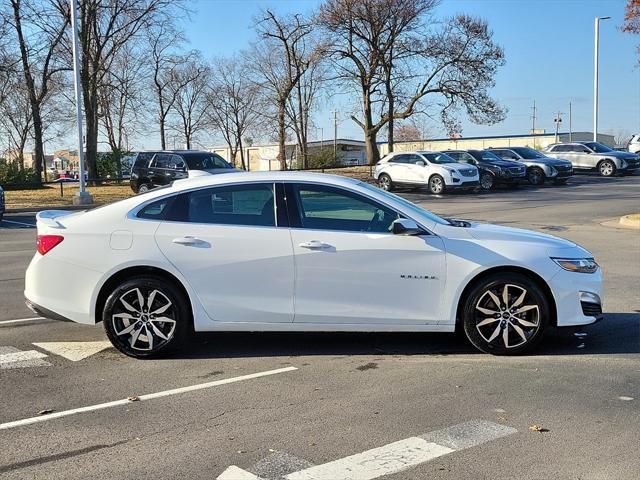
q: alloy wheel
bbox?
[480,173,494,190]
[474,283,540,349]
[429,176,444,194]
[527,169,544,186]
[111,287,177,351]
[599,161,614,177]
[378,175,391,191]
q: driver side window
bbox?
[291,184,398,233]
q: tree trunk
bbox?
[365,130,380,166]
[32,109,45,180]
[387,99,394,153]
[238,135,246,170]
[277,100,287,170]
[84,92,99,182]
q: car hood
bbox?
[599,151,638,160]
[466,222,576,248]
[524,156,571,166]
[480,159,523,168]
[438,163,476,173]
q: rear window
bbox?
[184,153,233,170]
[133,152,154,168]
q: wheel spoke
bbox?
[487,324,502,342]
[151,300,172,315]
[477,317,499,327]
[511,323,528,343]
[129,325,143,347]
[145,325,154,350]
[113,312,136,320]
[147,290,158,310]
[149,322,169,340]
[120,297,139,313]
[476,306,499,315]
[502,326,509,348]
[487,290,502,308]
[135,288,145,310]
[515,305,537,314]
[511,289,527,308]
[502,285,509,307]
[514,317,538,327]
[115,321,139,336]
[151,316,176,325]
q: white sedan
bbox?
[375,151,479,194]
[25,172,602,358]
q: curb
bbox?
[619,214,640,229]
[5,204,100,214]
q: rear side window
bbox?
[389,154,411,164]
[152,154,172,169]
[184,153,233,170]
[134,152,154,169]
[168,184,275,226]
[137,197,171,220]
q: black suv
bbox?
[130,150,237,193]
[444,150,526,190]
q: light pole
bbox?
[593,16,610,142]
[70,0,93,205]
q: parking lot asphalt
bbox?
[0,173,638,479]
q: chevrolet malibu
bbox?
[25,172,603,358]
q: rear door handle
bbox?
[299,240,332,250]
[173,236,205,246]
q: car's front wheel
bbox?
[462,273,549,355]
[103,276,190,358]
[428,174,445,194]
[598,160,616,177]
[137,183,152,194]
[479,172,494,190]
[526,167,545,186]
[378,173,393,191]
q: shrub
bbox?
[0,160,38,185]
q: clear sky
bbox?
[177,0,639,145]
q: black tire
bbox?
[378,173,394,192]
[137,183,151,194]
[526,167,545,186]
[479,172,495,190]
[103,275,191,359]
[461,272,549,355]
[428,174,445,194]
[598,160,616,177]
[553,178,569,185]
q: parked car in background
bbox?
[544,141,640,177]
[443,150,526,190]
[0,185,5,222]
[375,151,479,194]
[627,134,640,154]
[488,147,573,186]
[130,150,238,193]
[26,171,603,358]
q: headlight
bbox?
[551,257,599,274]
[548,166,557,175]
[620,160,627,168]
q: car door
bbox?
[149,154,172,187]
[558,145,578,168]
[402,154,429,183]
[286,182,446,325]
[385,154,411,182]
[154,182,295,324]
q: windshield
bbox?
[358,182,451,226]
[511,147,546,159]
[477,150,504,162]
[420,152,456,164]
[583,142,613,153]
[185,153,233,170]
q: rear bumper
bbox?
[25,299,73,322]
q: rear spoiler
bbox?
[36,210,76,229]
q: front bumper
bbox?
[448,180,479,189]
[496,175,526,184]
[548,267,603,327]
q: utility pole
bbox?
[569,102,573,142]
[70,0,93,204]
[553,112,563,143]
[593,16,610,142]
[530,99,537,133]
[333,110,337,162]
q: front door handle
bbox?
[172,236,205,246]
[299,240,332,250]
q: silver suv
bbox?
[544,141,640,177]
[487,147,573,186]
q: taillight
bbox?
[37,235,64,255]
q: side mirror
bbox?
[415,160,426,166]
[392,218,423,236]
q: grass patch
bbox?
[5,184,134,209]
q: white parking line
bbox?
[0,346,51,369]
[0,366,298,431]
[0,317,47,325]
[1,219,36,227]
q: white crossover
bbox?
[375,151,479,194]
[25,171,602,358]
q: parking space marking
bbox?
[0,317,47,325]
[218,420,516,480]
[0,366,298,431]
[33,341,112,361]
[0,346,51,369]
[1,219,36,228]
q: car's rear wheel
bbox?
[462,273,549,355]
[526,167,545,186]
[428,174,445,194]
[137,183,151,194]
[103,276,190,358]
[479,172,494,190]
[378,173,393,191]
[598,160,616,177]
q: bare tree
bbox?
[146,21,196,149]
[169,58,209,149]
[207,56,264,169]
[72,0,183,180]
[5,0,69,180]
[251,10,315,170]
[623,0,640,64]
[0,75,34,168]
[319,0,506,164]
